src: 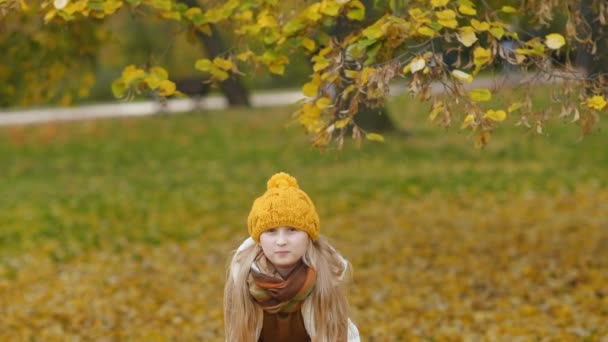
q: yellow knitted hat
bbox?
[248,172,320,242]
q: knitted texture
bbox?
[248,172,320,242]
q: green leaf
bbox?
[362,23,386,40]
[283,19,306,35]
[87,0,104,11]
[111,80,127,98]
[364,42,382,65]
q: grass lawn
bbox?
[0,89,606,340]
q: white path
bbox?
[0,74,527,127]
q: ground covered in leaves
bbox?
[1,91,607,340]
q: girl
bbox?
[224,172,360,342]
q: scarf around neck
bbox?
[248,252,316,313]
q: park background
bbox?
[1,1,608,340]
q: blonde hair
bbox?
[223,236,351,342]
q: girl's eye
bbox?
[288,227,297,232]
[266,228,276,234]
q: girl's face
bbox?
[259,226,309,277]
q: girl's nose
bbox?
[276,231,287,245]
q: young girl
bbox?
[224,172,360,342]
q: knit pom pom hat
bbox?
[248,172,320,242]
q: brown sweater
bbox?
[259,310,310,342]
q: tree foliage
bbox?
[3,0,608,146]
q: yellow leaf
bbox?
[452,69,473,82]
[484,109,506,121]
[312,56,330,72]
[343,84,356,97]
[302,77,320,97]
[344,70,359,78]
[44,8,58,22]
[213,57,233,71]
[362,24,386,39]
[489,26,505,39]
[302,37,316,52]
[438,19,458,29]
[122,65,146,84]
[457,28,477,47]
[430,0,449,7]
[585,95,607,110]
[409,57,426,73]
[366,133,385,142]
[257,12,277,28]
[461,113,475,129]
[111,79,127,98]
[318,46,333,57]
[429,101,444,121]
[283,18,306,35]
[145,75,161,89]
[305,3,322,21]
[545,33,566,50]
[501,5,517,13]
[346,0,365,21]
[150,66,168,80]
[298,102,323,132]
[320,0,341,16]
[315,97,332,109]
[199,25,212,36]
[471,19,489,31]
[335,117,351,128]
[360,67,375,84]
[473,46,492,69]
[417,26,436,37]
[436,9,456,19]
[458,4,476,15]
[408,8,428,20]
[508,102,523,112]
[195,59,213,72]
[210,68,229,81]
[20,0,30,11]
[158,80,176,96]
[236,51,253,61]
[469,88,492,102]
[268,64,285,75]
[436,9,457,28]
[234,9,252,21]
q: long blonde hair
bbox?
[223,236,351,342]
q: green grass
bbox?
[0,88,606,261]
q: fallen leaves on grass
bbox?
[1,189,607,341]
